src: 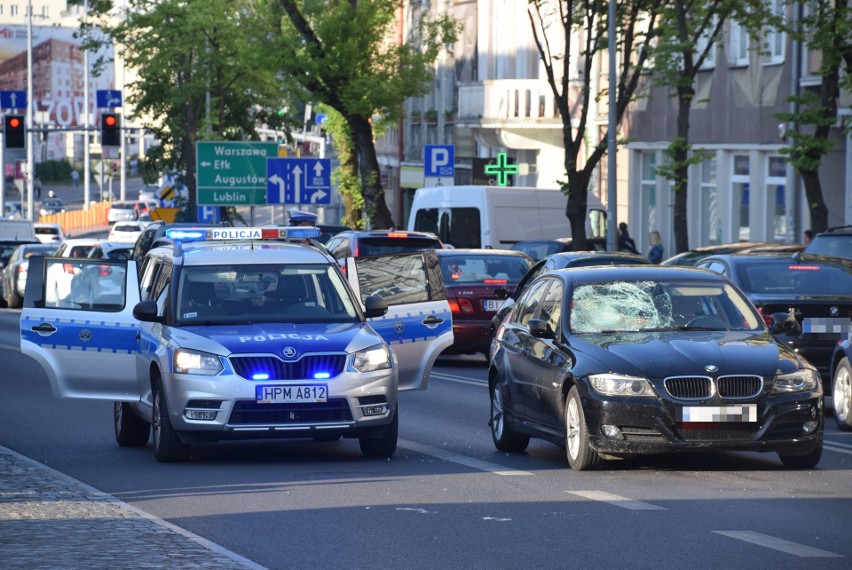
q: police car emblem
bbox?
[79,329,92,343]
[705,364,717,373]
[393,321,404,335]
[282,346,298,359]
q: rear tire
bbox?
[6,289,21,309]
[114,401,150,447]
[778,445,822,469]
[833,358,852,431]
[565,386,602,471]
[152,378,190,462]
[359,409,398,458]
[490,382,529,452]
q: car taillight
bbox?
[97,265,112,277]
[483,279,507,285]
[386,232,408,238]
[756,306,773,327]
[458,298,475,314]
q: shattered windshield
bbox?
[569,280,762,334]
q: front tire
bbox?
[565,386,602,471]
[490,382,529,452]
[114,401,150,447]
[152,378,190,462]
[833,358,852,431]
[778,445,822,469]
[359,409,398,458]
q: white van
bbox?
[0,219,36,241]
[407,186,606,249]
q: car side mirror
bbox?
[528,318,554,339]
[770,311,800,335]
[494,287,509,300]
[132,300,163,323]
[363,294,388,318]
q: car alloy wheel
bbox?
[490,382,529,452]
[834,358,852,431]
[564,386,601,471]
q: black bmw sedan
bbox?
[489,266,824,471]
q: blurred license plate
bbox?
[679,404,757,423]
[483,299,502,311]
[256,385,327,404]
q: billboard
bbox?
[0,24,115,128]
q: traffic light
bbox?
[4,114,25,149]
[101,113,120,146]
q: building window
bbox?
[640,152,657,234]
[733,155,750,240]
[11,5,19,17]
[42,5,49,18]
[728,20,750,66]
[696,18,717,70]
[767,156,787,241]
[700,156,720,244]
[762,0,785,65]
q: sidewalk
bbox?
[0,445,263,569]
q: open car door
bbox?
[346,251,452,390]
[20,256,141,400]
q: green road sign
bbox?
[196,141,279,205]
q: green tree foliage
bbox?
[776,0,852,233]
[321,106,364,228]
[528,0,661,250]
[272,0,458,229]
[651,0,773,253]
[82,0,293,220]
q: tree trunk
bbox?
[672,84,693,254]
[800,169,828,233]
[349,114,394,229]
[565,169,589,251]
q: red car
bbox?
[436,248,533,358]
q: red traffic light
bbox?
[8,117,20,128]
[104,115,116,127]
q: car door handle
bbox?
[31,323,57,334]
[422,315,443,326]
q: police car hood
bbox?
[173,322,379,356]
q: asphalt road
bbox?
[1,309,851,569]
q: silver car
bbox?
[107,201,136,223]
[1,242,58,308]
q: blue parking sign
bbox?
[424,145,455,177]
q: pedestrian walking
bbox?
[34,177,42,198]
[70,169,80,188]
[647,230,664,263]
[618,222,639,254]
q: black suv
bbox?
[804,225,852,260]
[130,222,214,260]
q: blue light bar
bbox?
[283,226,322,239]
[313,372,331,379]
[252,373,270,381]
[165,229,206,241]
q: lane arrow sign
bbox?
[291,165,302,203]
[313,161,323,177]
[200,161,212,167]
[268,174,285,203]
[310,189,328,204]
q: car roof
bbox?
[699,251,852,267]
[814,225,852,235]
[150,240,333,267]
[550,264,723,284]
[337,229,441,239]
[435,248,530,257]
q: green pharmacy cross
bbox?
[484,153,519,186]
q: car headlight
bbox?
[588,373,655,397]
[173,349,223,376]
[351,344,392,373]
[773,368,821,393]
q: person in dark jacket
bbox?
[618,222,639,254]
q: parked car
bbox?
[803,225,852,260]
[434,248,533,357]
[662,242,769,266]
[33,223,66,244]
[489,265,824,470]
[38,197,67,216]
[107,201,137,224]
[108,221,147,243]
[1,242,58,308]
[509,237,608,261]
[695,252,852,384]
[324,229,443,260]
[4,203,23,220]
[489,251,653,342]
[0,236,39,307]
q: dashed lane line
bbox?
[568,490,666,511]
[429,371,487,387]
[398,439,533,476]
[714,531,843,558]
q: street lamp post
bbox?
[26,0,34,221]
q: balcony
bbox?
[458,80,562,125]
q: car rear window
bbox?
[804,236,851,259]
[36,227,61,235]
[357,237,441,257]
[440,254,532,285]
[737,262,852,296]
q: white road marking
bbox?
[429,371,487,387]
[398,439,533,476]
[714,531,843,558]
[824,443,852,456]
[568,490,666,511]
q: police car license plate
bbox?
[482,299,501,311]
[256,385,328,404]
[678,404,757,423]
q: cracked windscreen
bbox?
[569,280,761,333]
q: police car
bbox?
[20,226,453,462]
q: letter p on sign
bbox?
[425,145,455,177]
